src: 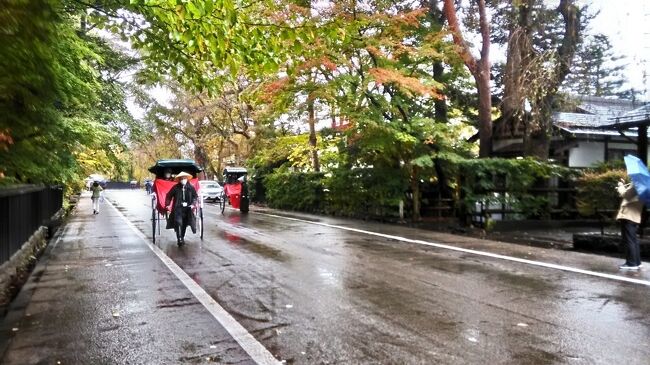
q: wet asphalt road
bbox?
[4,189,650,364]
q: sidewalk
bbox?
[0,193,256,364]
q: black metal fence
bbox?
[104,181,140,189]
[0,185,63,266]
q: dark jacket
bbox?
[165,182,198,211]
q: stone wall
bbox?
[0,227,49,314]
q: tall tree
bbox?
[564,34,629,98]
[0,0,136,186]
[496,0,582,159]
[442,0,493,158]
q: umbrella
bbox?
[623,155,650,204]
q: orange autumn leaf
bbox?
[260,77,290,102]
[369,68,444,99]
[365,46,385,58]
[394,8,428,28]
[0,129,13,151]
[297,56,338,72]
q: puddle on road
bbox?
[156,296,198,309]
[220,231,290,262]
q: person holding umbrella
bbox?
[165,171,198,246]
[619,155,649,270]
[616,180,644,270]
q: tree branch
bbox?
[442,0,478,75]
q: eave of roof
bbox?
[600,104,650,129]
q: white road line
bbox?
[106,200,282,365]
[255,212,650,287]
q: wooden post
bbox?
[638,125,648,164]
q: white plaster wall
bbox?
[568,142,605,167]
[605,141,650,162]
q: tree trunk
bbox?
[443,0,492,157]
[307,97,320,172]
[501,3,533,137]
[476,62,492,157]
[411,165,421,222]
[528,0,580,159]
[194,144,210,177]
[215,140,224,180]
[505,0,580,160]
[428,0,448,122]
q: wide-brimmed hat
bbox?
[174,171,193,181]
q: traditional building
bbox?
[492,96,648,167]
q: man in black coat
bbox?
[165,171,198,245]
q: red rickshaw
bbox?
[149,159,204,244]
[219,167,249,214]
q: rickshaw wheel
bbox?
[151,197,157,244]
[219,192,226,214]
[240,197,249,213]
[199,207,204,239]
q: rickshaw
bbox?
[219,167,249,214]
[148,159,204,244]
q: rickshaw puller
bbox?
[164,171,198,245]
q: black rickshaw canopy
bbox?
[148,159,204,178]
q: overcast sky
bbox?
[582,0,650,100]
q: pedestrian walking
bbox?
[616,179,644,270]
[144,179,153,195]
[90,181,103,215]
[165,171,198,246]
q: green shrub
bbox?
[264,171,325,212]
[453,157,575,219]
[575,169,626,217]
[325,167,406,218]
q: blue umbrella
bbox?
[623,155,650,204]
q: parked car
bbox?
[199,180,224,202]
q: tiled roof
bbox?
[575,95,638,118]
[553,112,608,128]
[553,112,644,136]
[553,96,648,134]
[610,104,650,123]
[555,125,638,137]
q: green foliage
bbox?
[324,167,406,218]
[564,34,630,98]
[264,171,325,212]
[262,167,406,218]
[454,157,575,218]
[575,169,626,217]
[0,0,137,187]
[456,157,573,192]
[90,0,311,93]
[248,134,313,171]
[588,159,626,173]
